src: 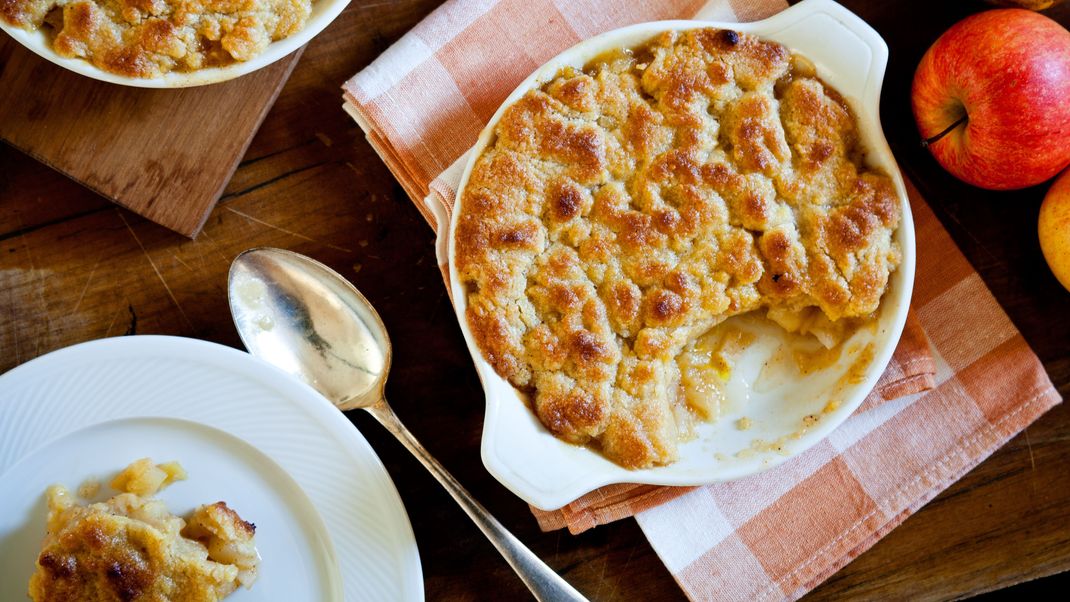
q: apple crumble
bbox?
[0,0,312,77]
[454,28,901,468]
[28,459,259,602]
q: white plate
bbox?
[0,335,423,601]
[448,0,916,510]
[0,0,351,87]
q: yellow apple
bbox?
[985,0,1062,9]
[1039,169,1070,292]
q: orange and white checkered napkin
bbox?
[342,0,1062,598]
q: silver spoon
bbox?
[228,247,586,602]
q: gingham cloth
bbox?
[342,0,1062,599]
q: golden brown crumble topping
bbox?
[454,28,901,469]
[1,0,312,77]
[28,459,259,602]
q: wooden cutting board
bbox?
[0,36,304,238]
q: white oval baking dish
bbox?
[448,0,916,510]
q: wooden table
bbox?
[2,0,1068,599]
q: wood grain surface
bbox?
[1,0,1069,600]
[0,39,303,237]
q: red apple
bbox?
[911,9,1070,190]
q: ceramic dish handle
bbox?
[366,400,588,602]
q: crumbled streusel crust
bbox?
[455,28,900,469]
[1,0,311,77]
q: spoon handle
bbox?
[365,401,588,602]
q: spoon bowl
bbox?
[228,247,586,602]
[229,249,388,408]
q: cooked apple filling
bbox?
[28,459,259,602]
[454,28,901,468]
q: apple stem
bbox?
[921,114,968,148]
